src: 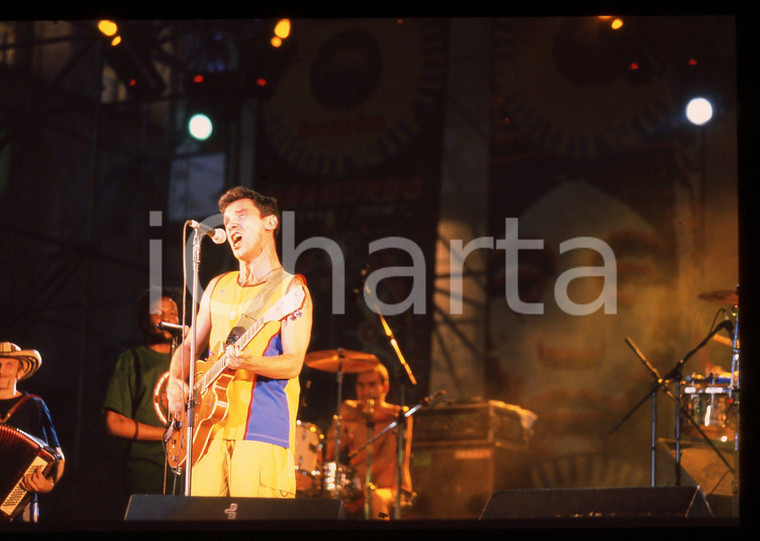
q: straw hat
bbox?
[0,342,42,380]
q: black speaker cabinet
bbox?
[124,494,344,521]
[479,486,713,520]
[409,443,532,520]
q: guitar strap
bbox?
[224,268,290,347]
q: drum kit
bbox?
[683,288,741,443]
[293,348,381,503]
[293,347,437,519]
[613,285,741,511]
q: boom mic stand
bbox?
[362,278,417,519]
[347,390,446,516]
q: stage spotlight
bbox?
[93,20,165,100]
[97,20,119,44]
[272,18,291,47]
[242,18,294,100]
[188,113,214,141]
[685,97,714,126]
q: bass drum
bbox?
[295,421,324,497]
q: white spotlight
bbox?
[685,97,714,126]
[188,113,213,141]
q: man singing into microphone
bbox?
[166,186,312,499]
[102,287,184,504]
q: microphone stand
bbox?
[362,280,417,519]
[612,337,662,486]
[182,226,203,496]
[348,390,446,516]
[348,390,445,461]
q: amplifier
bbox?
[409,443,533,519]
[412,400,537,447]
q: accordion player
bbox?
[1,424,63,521]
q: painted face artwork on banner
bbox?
[482,17,737,488]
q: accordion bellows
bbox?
[0,424,60,521]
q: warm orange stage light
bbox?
[97,20,118,37]
[274,19,291,39]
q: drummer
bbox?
[324,363,413,519]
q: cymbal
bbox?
[698,289,739,305]
[305,349,380,373]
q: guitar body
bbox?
[165,354,235,471]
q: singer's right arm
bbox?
[167,276,217,413]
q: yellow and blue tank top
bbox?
[207,270,300,449]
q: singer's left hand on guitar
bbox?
[167,374,189,414]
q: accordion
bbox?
[0,424,61,521]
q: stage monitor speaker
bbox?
[409,444,532,520]
[124,495,344,521]
[479,486,713,520]
[657,438,736,517]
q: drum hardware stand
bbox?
[361,278,417,520]
[363,399,375,520]
[332,349,347,471]
[328,349,353,503]
[728,301,740,516]
[610,326,735,490]
[696,286,741,515]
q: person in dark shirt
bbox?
[102,287,183,500]
[0,341,64,523]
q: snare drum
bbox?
[321,461,362,502]
[295,421,324,497]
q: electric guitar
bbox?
[159,285,306,471]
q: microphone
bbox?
[424,389,446,408]
[718,317,734,336]
[188,220,227,244]
[157,321,189,335]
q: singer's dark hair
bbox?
[218,186,280,233]
[136,286,182,337]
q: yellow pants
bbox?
[190,438,296,498]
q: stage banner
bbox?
[253,19,449,416]
[484,17,737,489]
